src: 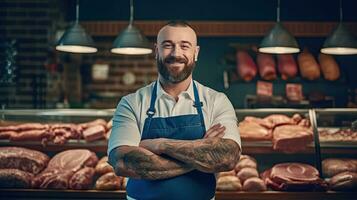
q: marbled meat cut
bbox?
[329,171,357,191]
[0,147,49,174]
[236,51,257,82]
[322,158,357,177]
[238,120,272,141]
[272,125,313,153]
[0,168,33,188]
[262,163,326,191]
[32,149,98,189]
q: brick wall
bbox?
[0,0,157,109]
[0,0,61,108]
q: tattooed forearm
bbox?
[161,138,241,173]
[108,146,193,180]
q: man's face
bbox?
[156,26,199,83]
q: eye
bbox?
[162,43,173,49]
[181,45,190,50]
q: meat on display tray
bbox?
[0,189,356,200]
[0,139,356,154]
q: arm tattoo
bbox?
[108,146,193,180]
[161,138,241,173]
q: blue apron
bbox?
[127,81,216,200]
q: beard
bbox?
[157,55,195,84]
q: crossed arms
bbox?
[108,124,241,180]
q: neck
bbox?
[159,75,192,101]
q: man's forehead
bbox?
[157,26,197,45]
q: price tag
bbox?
[286,83,303,101]
[257,81,273,97]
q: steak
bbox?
[0,169,33,188]
[33,149,98,189]
[0,147,49,174]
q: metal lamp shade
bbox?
[111,24,152,55]
[259,22,300,54]
[56,23,97,53]
[321,23,357,55]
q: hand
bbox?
[139,138,166,155]
[203,123,226,138]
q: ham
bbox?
[262,163,326,191]
[236,51,257,81]
[298,48,321,80]
[318,53,340,81]
[278,54,298,80]
[257,53,277,81]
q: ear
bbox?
[194,46,200,61]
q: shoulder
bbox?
[194,80,228,103]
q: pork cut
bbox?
[32,149,98,189]
[262,163,326,191]
[82,125,106,142]
[257,53,277,81]
[322,158,357,178]
[216,175,242,191]
[298,48,321,80]
[95,172,122,190]
[318,53,340,81]
[238,120,272,141]
[69,167,95,190]
[0,168,33,188]
[329,171,357,191]
[277,54,298,80]
[264,114,296,127]
[95,156,114,175]
[272,125,313,153]
[237,167,259,183]
[242,177,267,191]
[236,51,257,82]
[0,147,49,174]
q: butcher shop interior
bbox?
[1,0,357,199]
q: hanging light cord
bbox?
[339,0,343,22]
[129,0,134,25]
[76,0,79,23]
[276,0,280,22]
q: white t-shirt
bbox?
[107,79,241,155]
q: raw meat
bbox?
[95,172,122,190]
[277,54,298,80]
[257,53,277,81]
[69,167,95,190]
[238,120,272,141]
[82,125,106,142]
[95,156,114,175]
[242,177,267,191]
[322,158,357,178]
[329,171,357,191]
[216,175,242,191]
[298,48,321,80]
[318,53,340,81]
[0,168,33,188]
[272,125,313,153]
[237,167,259,183]
[264,114,296,127]
[236,51,257,81]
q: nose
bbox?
[170,44,183,57]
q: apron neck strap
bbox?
[146,81,206,132]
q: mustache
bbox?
[164,56,188,64]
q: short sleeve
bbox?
[107,96,141,155]
[211,93,241,149]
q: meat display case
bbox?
[0,108,356,200]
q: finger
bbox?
[216,131,225,138]
[204,124,222,138]
[206,126,226,138]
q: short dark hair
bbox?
[165,20,195,31]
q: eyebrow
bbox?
[161,40,193,46]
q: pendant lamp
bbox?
[111,0,152,55]
[56,0,97,53]
[258,0,300,54]
[321,0,357,55]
